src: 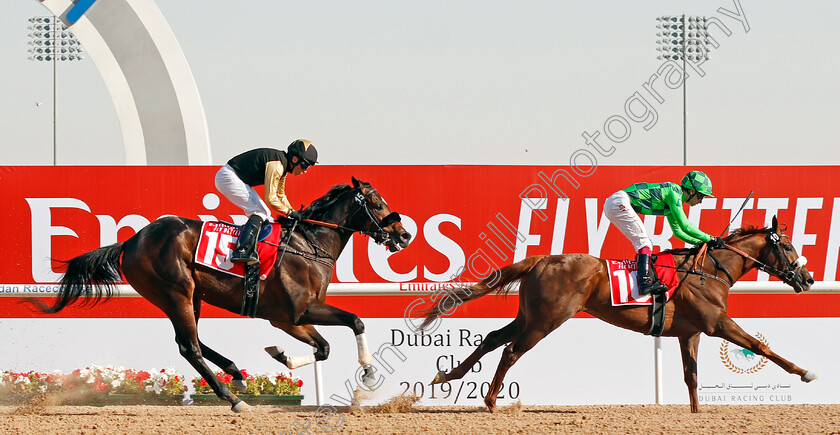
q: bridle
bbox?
[723,231,808,284]
[667,230,808,288]
[347,189,402,245]
[294,185,402,247]
[268,185,404,266]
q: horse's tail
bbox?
[23,242,125,313]
[418,255,546,330]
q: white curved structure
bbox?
[36,0,211,164]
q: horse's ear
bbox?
[772,215,779,232]
[351,176,361,188]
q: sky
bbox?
[1,0,838,166]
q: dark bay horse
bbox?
[421,217,815,413]
[26,177,411,412]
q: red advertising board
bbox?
[2,165,839,318]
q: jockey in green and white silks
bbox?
[604,171,724,294]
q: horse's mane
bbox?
[298,179,372,220]
[725,225,772,241]
[660,225,771,256]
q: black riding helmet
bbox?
[287,139,318,169]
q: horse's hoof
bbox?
[232,400,251,413]
[803,371,818,382]
[265,346,285,359]
[362,368,378,388]
[431,370,446,385]
[232,379,248,393]
[485,396,497,413]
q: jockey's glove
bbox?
[287,210,303,221]
[708,236,725,248]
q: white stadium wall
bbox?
[2,165,839,406]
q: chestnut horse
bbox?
[26,177,411,412]
[421,217,815,413]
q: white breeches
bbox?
[214,164,271,220]
[604,190,653,252]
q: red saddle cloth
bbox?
[194,221,283,280]
[608,254,680,306]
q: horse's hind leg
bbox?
[193,304,247,392]
[169,308,249,413]
[432,318,523,384]
[712,316,816,382]
[293,301,378,385]
[678,333,701,413]
[484,326,549,412]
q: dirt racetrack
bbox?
[1,403,839,434]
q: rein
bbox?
[660,230,807,288]
[656,243,733,287]
[267,184,403,266]
[296,186,401,241]
[299,218,338,229]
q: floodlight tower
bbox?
[655,15,712,166]
[27,16,84,165]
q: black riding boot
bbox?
[637,253,667,295]
[231,215,264,264]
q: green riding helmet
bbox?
[681,171,714,197]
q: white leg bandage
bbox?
[285,354,316,369]
[356,333,372,366]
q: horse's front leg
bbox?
[432,318,522,385]
[265,322,327,369]
[712,316,817,383]
[194,303,248,393]
[678,333,701,413]
[294,302,377,387]
[170,319,249,413]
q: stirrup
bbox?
[639,281,667,295]
[231,249,258,264]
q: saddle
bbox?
[193,221,285,317]
[605,254,678,337]
[241,220,298,318]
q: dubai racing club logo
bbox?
[719,333,769,374]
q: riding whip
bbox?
[277,219,298,267]
[719,190,754,237]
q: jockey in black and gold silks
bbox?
[215,140,319,264]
